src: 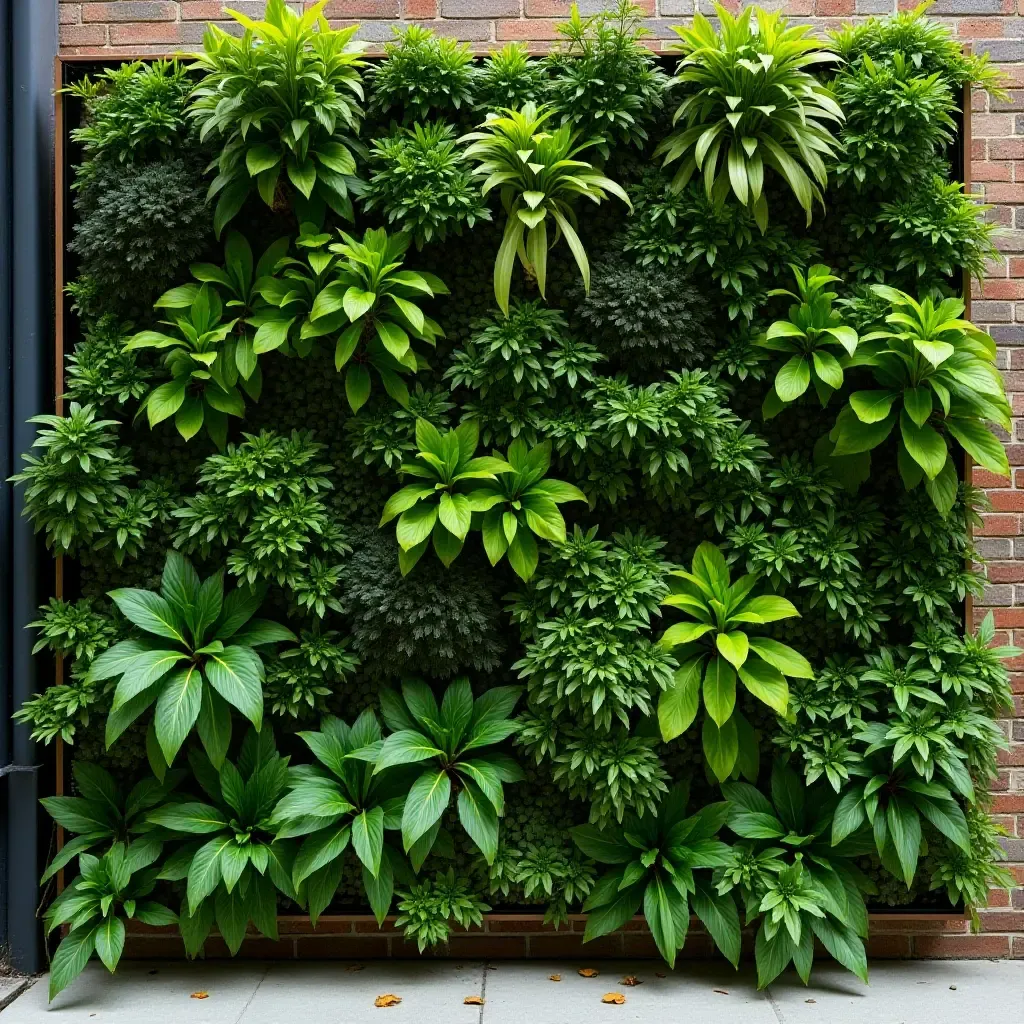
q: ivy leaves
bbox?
[87,551,293,769]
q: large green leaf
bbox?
[293,824,351,888]
[205,645,264,729]
[401,769,451,853]
[351,806,385,878]
[107,590,187,645]
[900,412,948,480]
[658,658,704,742]
[457,780,500,864]
[570,824,633,865]
[702,716,739,782]
[692,877,741,968]
[746,638,814,679]
[48,925,98,1001]
[153,665,203,765]
[374,730,444,772]
[703,657,737,727]
[93,914,126,974]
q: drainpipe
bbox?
[1,0,57,974]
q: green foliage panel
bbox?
[11,0,1019,1000]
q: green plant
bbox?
[69,157,211,320]
[464,439,587,581]
[38,762,183,883]
[394,868,490,950]
[656,5,842,230]
[369,25,476,121]
[340,526,506,681]
[128,284,253,448]
[147,731,298,955]
[189,0,366,234]
[263,629,360,720]
[66,59,194,173]
[364,121,491,247]
[572,783,739,968]
[272,710,407,923]
[475,43,549,112]
[379,418,511,574]
[44,841,176,1001]
[829,287,1011,514]
[9,403,136,554]
[373,677,524,863]
[461,102,631,314]
[831,53,955,190]
[758,264,858,413]
[86,550,294,768]
[310,227,448,410]
[573,249,715,369]
[718,762,873,987]
[65,316,152,410]
[657,542,813,780]
[829,1,1007,98]
[545,1,667,154]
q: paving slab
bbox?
[766,959,1024,1024]
[234,960,485,1024]
[0,961,268,1023]
[478,959,778,1023]
[2,958,1023,1023]
[0,980,30,1014]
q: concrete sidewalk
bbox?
[2,958,1022,1023]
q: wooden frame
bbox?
[48,54,977,943]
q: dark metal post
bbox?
[1,0,57,974]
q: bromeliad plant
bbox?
[571,783,740,968]
[45,841,177,1001]
[656,4,843,230]
[657,542,813,780]
[372,678,524,864]
[461,102,632,314]
[147,732,299,956]
[86,551,294,769]
[759,265,858,414]
[189,0,367,234]
[829,286,1011,514]
[271,711,408,925]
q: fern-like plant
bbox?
[656,4,842,229]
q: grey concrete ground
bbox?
[1,958,1022,1023]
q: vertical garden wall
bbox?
[10,0,1022,1000]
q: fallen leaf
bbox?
[190,992,209,1000]
[601,992,626,1005]
[374,994,402,1008]
[655,972,666,978]
[805,999,817,1004]
[464,995,485,1005]
[621,976,642,987]
[578,968,600,978]
[549,974,562,982]
[713,989,729,995]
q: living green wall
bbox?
[10,0,1021,1000]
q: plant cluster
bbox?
[16,2,1017,999]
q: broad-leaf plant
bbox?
[87,551,294,769]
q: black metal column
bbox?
[1,0,57,974]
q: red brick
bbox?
[108,22,183,44]
[324,0,400,14]
[496,18,562,38]
[978,910,1024,931]
[81,1,176,21]
[814,0,853,12]
[59,23,107,44]
[402,0,437,13]
[59,4,82,24]
[865,934,913,958]
[984,277,1024,296]
[975,469,1013,487]
[989,562,1024,583]
[913,934,1013,957]
[993,140,1024,161]
[957,17,1005,37]
[978,513,1021,535]
[990,491,1024,511]
[985,182,1024,203]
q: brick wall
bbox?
[55,0,1024,959]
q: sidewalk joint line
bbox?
[232,964,272,1024]
[764,984,786,1024]
[478,961,489,1024]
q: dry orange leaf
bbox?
[601,992,626,1005]
[464,995,485,1005]
[374,994,402,1008]
[621,976,642,987]
[549,974,562,982]
[190,992,209,1000]
[578,968,600,978]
